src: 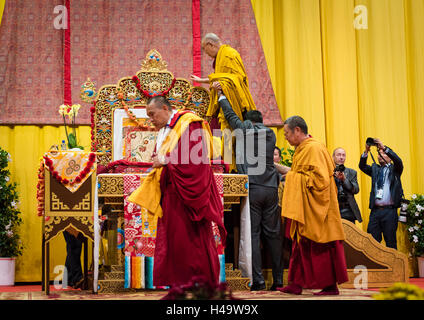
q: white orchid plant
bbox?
[58,104,84,150]
[406,194,424,257]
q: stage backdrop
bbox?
[0,0,280,126]
[1,0,424,281]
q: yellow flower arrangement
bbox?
[373,282,424,300]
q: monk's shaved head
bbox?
[202,33,221,45]
[201,33,223,58]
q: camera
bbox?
[334,164,345,173]
[366,137,378,147]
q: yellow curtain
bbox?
[0,125,91,281]
[0,0,5,25]
[252,0,424,261]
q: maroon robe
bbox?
[285,218,348,288]
[153,120,226,287]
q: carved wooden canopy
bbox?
[84,49,211,166]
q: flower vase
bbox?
[418,256,424,278]
[0,257,16,286]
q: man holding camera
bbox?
[333,148,362,224]
[359,138,404,249]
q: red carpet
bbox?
[0,284,81,293]
[1,278,423,294]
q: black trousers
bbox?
[63,231,85,286]
[249,185,283,285]
[340,208,356,224]
[367,207,398,249]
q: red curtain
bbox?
[0,0,281,126]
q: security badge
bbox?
[376,188,384,200]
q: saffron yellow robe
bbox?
[281,138,346,243]
[207,44,256,172]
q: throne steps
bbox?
[97,263,251,294]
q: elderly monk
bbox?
[128,96,226,287]
[190,33,256,172]
[278,116,348,296]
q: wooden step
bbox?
[226,277,251,291]
[104,271,125,280]
[225,269,242,278]
[97,279,128,293]
[111,265,124,272]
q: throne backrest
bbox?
[86,49,210,167]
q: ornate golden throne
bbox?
[85,50,250,293]
[87,49,211,171]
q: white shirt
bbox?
[154,109,178,162]
[375,164,394,206]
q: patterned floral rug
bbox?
[0,288,375,300]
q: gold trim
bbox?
[340,220,409,288]
[97,173,248,197]
[43,219,94,243]
[45,168,97,217]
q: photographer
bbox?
[332,148,362,224]
[359,138,404,249]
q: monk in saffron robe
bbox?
[278,116,348,295]
[190,33,256,172]
[128,96,226,287]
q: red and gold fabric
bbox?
[123,172,225,288]
[41,150,96,219]
[122,118,157,163]
[43,150,96,193]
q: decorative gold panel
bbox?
[340,220,409,288]
[90,49,211,166]
[45,169,96,217]
[97,173,248,197]
[223,174,248,196]
[43,216,94,243]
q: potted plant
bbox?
[279,147,294,168]
[58,104,84,150]
[405,193,424,277]
[0,147,23,285]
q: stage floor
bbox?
[1,279,423,300]
[0,287,375,300]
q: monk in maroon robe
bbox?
[129,96,226,287]
[278,116,348,295]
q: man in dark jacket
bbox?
[332,148,362,224]
[217,90,283,291]
[359,138,403,249]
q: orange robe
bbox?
[207,44,256,172]
[282,138,348,288]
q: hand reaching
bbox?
[190,74,202,82]
[211,81,222,91]
[374,138,385,151]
